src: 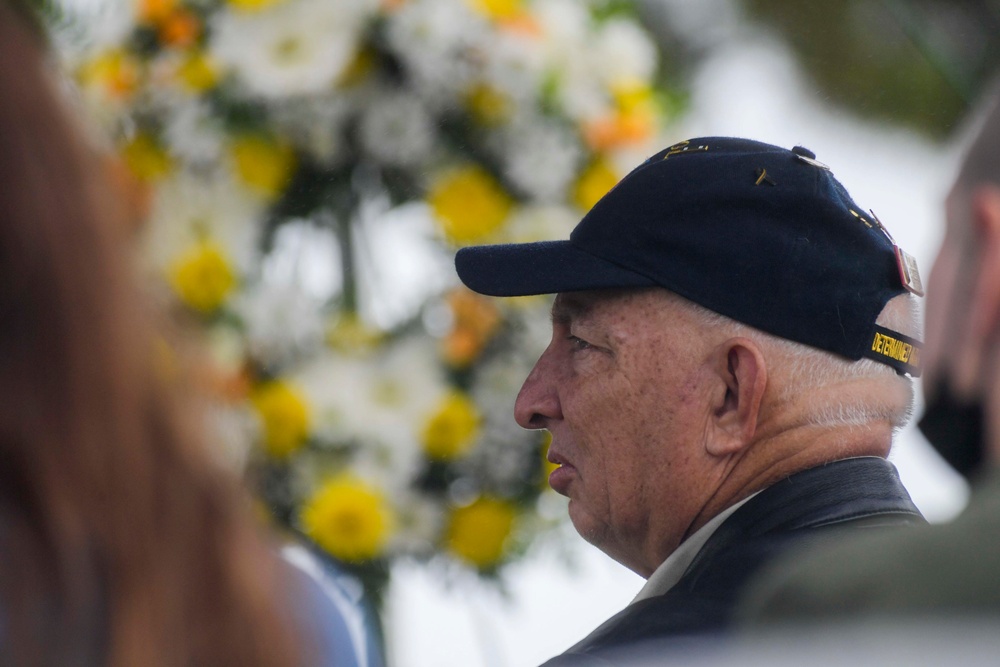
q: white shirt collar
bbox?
[631,492,760,604]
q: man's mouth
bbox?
[546,448,576,495]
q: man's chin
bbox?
[568,503,602,545]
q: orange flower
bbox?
[583,109,655,151]
[442,289,502,368]
[159,10,201,48]
[500,12,542,35]
[138,0,178,23]
[583,84,658,151]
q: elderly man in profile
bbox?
[454,138,926,663]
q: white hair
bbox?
[680,294,921,432]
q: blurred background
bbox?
[35,0,1000,664]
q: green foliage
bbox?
[743,0,999,137]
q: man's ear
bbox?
[706,338,767,457]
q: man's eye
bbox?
[568,335,593,351]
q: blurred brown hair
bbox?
[0,3,301,665]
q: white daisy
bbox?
[496,113,582,202]
[593,18,659,87]
[210,0,377,99]
[235,281,326,371]
[534,0,590,48]
[293,336,448,485]
[385,0,487,107]
[358,88,436,167]
[533,0,612,122]
[293,350,377,444]
[144,169,264,274]
[271,93,354,165]
[162,99,226,166]
[386,490,445,556]
[479,26,546,106]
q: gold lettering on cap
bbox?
[755,167,775,186]
[664,140,708,159]
[871,332,914,364]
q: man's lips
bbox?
[546,448,576,495]
[546,447,567,467]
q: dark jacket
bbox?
[541,457,924,666]
[741,468,1000,622]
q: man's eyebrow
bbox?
[551,295,592,324]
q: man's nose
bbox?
[514,349,562,429]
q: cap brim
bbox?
[455,240,658,297]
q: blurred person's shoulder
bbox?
[280,542,384,667]
[738,468,1000,624]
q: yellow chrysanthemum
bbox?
[446,496,517,568]
[421,392,481,460]
[250,380,311,459]
[122,133,173,182]
[176,51,219,92]
[230,135,296,200]
[428,166,513,244]
[468,0,523,21]
[612,80,655,114]
[168,241,237,313]
[301,476,393,562]
[465,83,511,126]
[326,312,384,354]
[78,49,141,98]
[572,157,619,212]
[226,0,288,11]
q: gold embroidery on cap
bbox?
[871,331,917,365]
[754,167,775,186]
[850,209,873,229]
[664,140,708,159]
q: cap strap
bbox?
[863,325,922,377]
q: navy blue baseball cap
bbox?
[455,137,924,376]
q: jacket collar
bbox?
[686,456,924,577]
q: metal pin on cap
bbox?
[869,209,924,297]
[791,145,830,170]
